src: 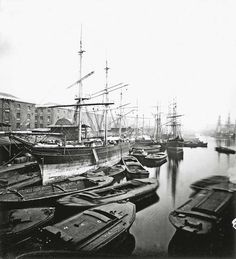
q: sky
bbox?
[0,0,236,131]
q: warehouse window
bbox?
[16,112,20,119]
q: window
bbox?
[16,104,21,110]
[16,123,21,129]
[40,124,43,128]
[27,114,31,120]
[28,106,31,112]
[26,123,30,129]
[4,111,10,121]
[40,115,43,121]
[35,115,38,120]
[35,122,38,128]
[16,112,21,119]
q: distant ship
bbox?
[12,37,129,184]
[165,100,184,148]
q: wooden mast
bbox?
[104,60,109,145]
[77,27,85,143]
[119,88,123,138]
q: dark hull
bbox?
[215,147,235,154]
[0,161,41,190]
[169,189,233,235]
[1,207,55,242]
[121,156,149,180]
[190,175,231,191]
[143,158,167,168]
[57,178,159,210]
[24,202,136,253]
[0,176,113,209]
[13,135,130,184]
[31,143,129,164]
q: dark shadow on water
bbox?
[4,231,136,259]
[168,196,236,258]
[166,150,184,207]
[135,193,160,213]
[216,138,235,148]
[168,228,236,258]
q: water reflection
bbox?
[142,158,167,168]
[167,149,184,207]
[168,225,235,258]
[216,137,235,147]
[135,193,159,213]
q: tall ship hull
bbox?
[11,136,129,184]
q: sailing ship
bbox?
[163,100,184,158]
[11,36,130,184]
[165,100,184,148]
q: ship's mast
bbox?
[119,88,123,138]
[142,114,144,138]
[155,105,161,141]
[172,101,177,138]
[216,115,222,135]
[135,100,139,139]
[77,29,85,143]
[226,113,231,135]
[104,60,109,145]
[167,99,183,139]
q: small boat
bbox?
[0,161,38,176]
[130,148,148,160]
[0,171,41,191]
[132,144,162,154]
[0,207,55,242]
[16,233,136,258]
[0,161,41,190]
[169,188,233,235]
[144,152,167,163]
[57,178,158,210]
[0,176,113,208]
[215,146,235,154]
[190,175,230,191]
[121,156,149,180]
[197,141,208,147]
[72,164,125,179]
[183,140,208,148]
[183,141,198,148]
[27,202,135,253]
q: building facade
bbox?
[0,92,130,134]
[0,92,35,131]
[35,104,74,128]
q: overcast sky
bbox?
[1,0,236,131]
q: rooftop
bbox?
[0,92,19,100]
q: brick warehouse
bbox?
[0,92,115,133]
[0,92,35,131]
